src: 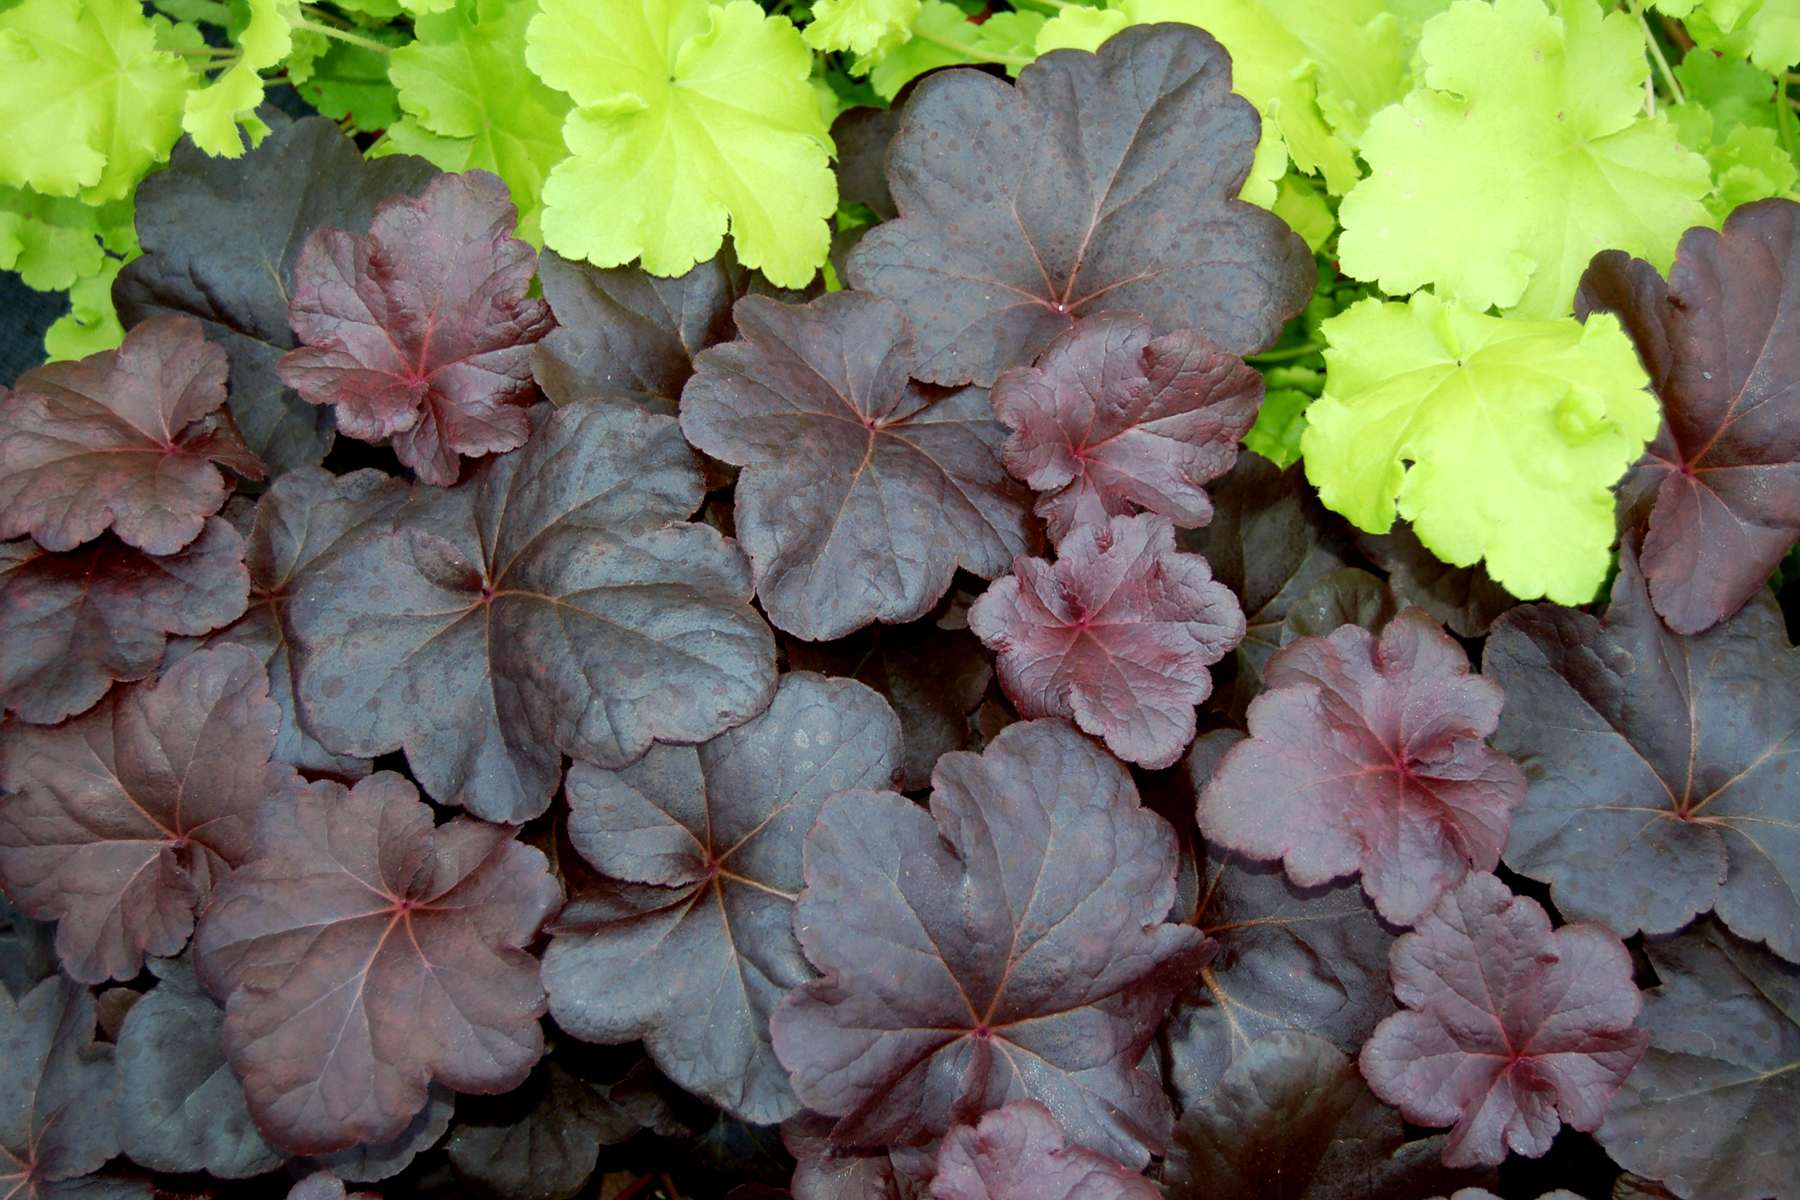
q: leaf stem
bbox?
[1636,5,1685,105]
[910,24,1035,68]
[1247,341,1327,365]
[167,44,243,57]
[292,14,392,52]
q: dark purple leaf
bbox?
[115,953,283,1178]
[289,399,777,823]
[287,1174,379,1200]
[1161,835,1397,1108]
[968,513,1244,769]
[782,617,991,790]
[1196,607,1526,926]
[1279,567,1399,645]
[845,24,1314,388]
[0,314,263,556]
[782,1116,933,1200]
[0,645,290,983]
[768,718,1213,1167]
[1359,872,1649,1169]
[0,975,151,1200]
[1353,526,1516,639]
[0,898,56,1002]
[445,1061,641,1200]
[680,291,1037,641]
[541,673,901,1124]
[1575,199,1800,635]
[532,247,799,414]
[192,771,562,1155]
[303,1086,454,1183]
[990,312,1262,543]
[114,111,439,474]
[277,170,554,486]
[932,1101,1158,1200]
[1164,1031,1493,1200]
[832,106,900,225]
[1595,919,1798,1200]
[1485,539,1800,962]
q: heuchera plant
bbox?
[4,13,1800,1200]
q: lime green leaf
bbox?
[1271,171,1335,250]
[384,0,571,245]
[1676,45,1784,130]
[1244,387,1311,467]
[1706,121,1800,213]
[1034,5,1125,52]
[294,37,403,131]
[43,245,139,362]
[527,0,836,288]
[181,0,291,156]
[1664,0,1800,72]
[1338,0,1711,319]
[804,0,920,72]
[0,186,132,290]
[153,0,232,24]
[0,0,193,202]
[1301,291,1660,604]
[868,0,1040,98]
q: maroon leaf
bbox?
[768,719,1213,1168]
[1279,567,1399,645]
[1359,872,1649,1169]
[1595,919,1799,1200]
[1,975,151,1200]
[541,673,902,1124]
[783,1116,933,1200]
[1195,607,1526,926]
[1484,538,1800,962]
[289,399,777,823]
[277,170,554,485]
[680,291,1037,641]
[192,771,562,1155]
[0,645,289,983]
[1164,1031,1493,1200]
[0,517,250,724]
[0,314,264,556]
[1353,526,1515,639]
[932,1102,1158,1200]
[845,24,1314,388]
[443,1061,642,1200]
[990,312,1262,543]
[967,513,1244,769]
[1575,199,1800,634]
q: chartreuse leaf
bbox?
[0,187,133,291]
[293,33,407,132]
[0,0,192,203]
[45,253,137,362]
[1338,0,1711,319]
[526,0,836,289]
[382,0,571,244]
[1656,0,1800,71]
[1301,291,1659,605]
[803,0,921,72]
[180,0,291,156]
[867,0,1041,99]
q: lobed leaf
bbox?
[932,1101,1159,1200]
[443,1061,644,1200]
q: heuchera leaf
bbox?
[680,292,1036,641]
[1596,918,1800,1200]
[1197,607,1527,927]
[0,645,289,984]
[443,1061,643,1200]
[115,954,284,1178]
[541,673,902,1124]
[1,975,150,1200]
[289,400,777,823]
[1575,199,1800,635]
[931,1101,1160,1200]
[990,312,1263,543]
[1359,872,1650,1169]
[1280,567,1399,645]
[769,718,1213,1168]
[113,112,439,474]
[1484,538,1800,963]
[277,170,555,487]
[532,247,795,413]
[969,513,1245,770]
[0,314,263,556]
[1353,525,1517,639]
[1164,1031,1492,1200]
[304,1086,456,1184]
[845,23,1315,388]
[192,771,562,1155]
[782,1116,933,1200]
[0,517,249,725]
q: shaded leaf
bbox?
[1279,567,1398,645]
[681,292,1036,640]
[1197,608,1526,926]
[932,1101,1159,1200]
[1575,199,1800,634]
[305,1086,456,1183]
[769,719,1213,1168]
[1485,539,1800,962]
[114,112,439,473]
[290,399,777,823]
[1353,525,1516,639]
[969,513,1244,769]
[0,898,56,1001]
[1359,872,1649,1169]
[782,1115,933,1200]
[277,170,554,486]
[1595,919,1799,1200]
[192,771,562,1155]
[0,313,263,556]
[1165,1031,1492,1200]
[115,953,283,1178]
[991,312,1262,543]
[543,673,900,1124]
[0,645,288,982]
[288,1174,380,1200]
[445,1062,642,1200]
[846,24,1314,387]
[831,105,900,224]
